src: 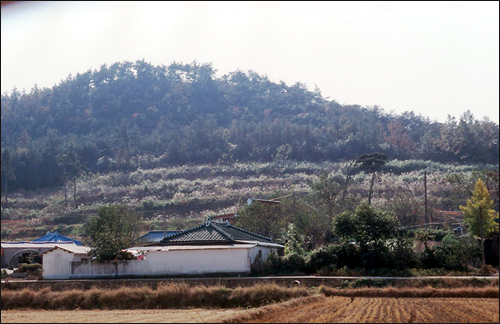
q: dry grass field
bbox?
[0,308,250,323]
[232,296,500,323]
[2,295,498,323]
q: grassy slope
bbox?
[1,160,481,242]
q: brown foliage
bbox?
[320,286,499,298]
[0,283,309,310]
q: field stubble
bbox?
[2,296,498,323]
[236,296,499,323]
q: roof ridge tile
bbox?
[161,223,205,242]
[226,223,273,241]
[210,222,234,241]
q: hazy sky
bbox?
[2,1,499,123]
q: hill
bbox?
[2,60,498,194]
[1,60,498,243]
[1,158,497,243]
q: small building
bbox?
[32,230,83,246]
[247,198,281,206]
[211,213,237,224]
[1,231,83,269]
[42,245,91,279]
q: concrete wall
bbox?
[249,246,274,263]
[42,249,75,279]
[44,246,278,279]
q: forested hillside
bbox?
[1,60,498,193]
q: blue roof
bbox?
[133,230,181,244]
[32,231,83,246]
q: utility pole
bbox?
[163,213,166,239]
[424,171,429,228]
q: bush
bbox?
[307,245,339,274]
[358,243,395,270]
[388,238,419,270]
[421,234,481,270]
[19,263,42,273]
[1,283,311,310]
[281,252,307,274]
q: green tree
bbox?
[459,178,499,265]
[84,204,141,261]
[333,203,400,245]
[282,223,305,257]
[293,207,331,250]
[57,143,83,208]
[233,200,288,240]
[356,152,388,205]
[310,172,342,218]
[1,148,16,203]
[310,161,357,218]
[272,143,293,167]
[332,203,402,270]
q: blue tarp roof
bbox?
[32,231,83,246]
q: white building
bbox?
[42,221,284,279]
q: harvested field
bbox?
[229,296,500,323]
[2,296,498,323]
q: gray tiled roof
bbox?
[159,221,273,245]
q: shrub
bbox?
[388,238,419,270]
[1,283,310,310]
[19,263,42,273]
[1,227,11,238]
[281,252,307,274]
[307,244,339,274]
[422,234,482,270]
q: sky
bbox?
[1,1,499,124]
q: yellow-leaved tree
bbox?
[459,178,499,265]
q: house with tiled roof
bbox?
[126,221,284,276]
[157,221,281,247]
[41,221,284,279]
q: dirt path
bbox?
[1,308,251,323]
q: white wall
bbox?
[44,245,279,279]
[146,248,251,275]
[249,246,274,263]
[42,249,75,279]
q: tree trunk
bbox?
[4,176,8,204]
[73,177,78,208]
[368,172,376,205]
[64,182,68,208]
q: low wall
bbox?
[44,248,254,279]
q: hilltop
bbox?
[1,60,498,243]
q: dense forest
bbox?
[1,60,499,193]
